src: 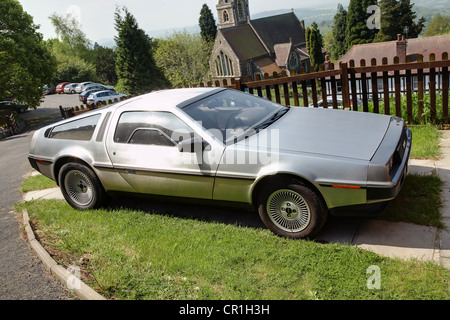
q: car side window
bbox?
[114,111,194,146]
[49,114,102,141]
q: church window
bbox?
[289,52,298,70]
[216,52,234,77]
[229,59,234,76]
[217,55,223,76]
[223,11,229,22]
[221,52,228,76]
[226,55,232,76]
[215,60,220,77]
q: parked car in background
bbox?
[56,82,71,94]
[76,82,94,93]
[309,98,343,109]
[0,101,28,113]
[83,84,115,92]
[43,85,56,95]
[79,89,102,104]
[309,95,362,109]
[86,90,127,105]
[64,83,79,94]
[28,88,412,239]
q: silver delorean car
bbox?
[28,88,412,239]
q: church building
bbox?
[210,0,312,82]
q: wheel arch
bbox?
[251,173,327,209]
[53,156,98,187]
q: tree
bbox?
[49,12,95,63]
[47,13,97,85]
[95,46,117,85]
[154,31,213,88]
[114,6,168,94]
[397,0,425,39]
[346,0,378,49]
[308,23,325,72]
[424,15,450,37]
[375,0,425,42]
[0,0,56,108]
[53,56,98,84]
[330,4,347,60]
[199,4,217,43]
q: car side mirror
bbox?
[178,137,211,153]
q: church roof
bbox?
[250,12,306,53]
[254,57,283,75]
[274,43,292,67]
[220,24,268,61]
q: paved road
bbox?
[0,94,80,300]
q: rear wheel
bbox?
[58,162,107,210]
[257,178,328,239]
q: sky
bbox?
[17,0,343,42]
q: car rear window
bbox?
[48,114,102,141]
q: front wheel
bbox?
[58,162,107,210]
[257,179,328,239]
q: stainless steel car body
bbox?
[28,87,411,215]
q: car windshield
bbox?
[182,90,288,144]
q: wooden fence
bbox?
[198,52,450,125]
[59,98,127,119]
[60,52,449,125]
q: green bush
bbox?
[363,93,446,125]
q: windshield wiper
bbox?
[253,108,289,132]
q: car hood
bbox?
[245,107,393,161]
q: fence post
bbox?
[290,69,300,107]
[360,59,369,112]
[443,52,449,124]
[382,57,390,115]
[370,58,379,114]
[417,54,425,123]
[405,56,413,124]
[59,106,66,119]
[272,72,282,104]
[394,56,402,118]
[319,65,328,109]
[429,53,437,124]
[264,73,272,102]
[349,60,358,111]
[340,62,350,110]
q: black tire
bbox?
[257,178,328,239]
[58,162,107,210]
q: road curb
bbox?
[22,209,106,300]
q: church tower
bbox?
[217,0,250,29]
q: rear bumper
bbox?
[367,163,408,202]
[367,127,412,203]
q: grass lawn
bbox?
[409,125,442,159]
[17,200,450,300]
[20,174,57,192]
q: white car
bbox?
[309,95,362,109]
[86,90,127,105]
[76,82,95,93]
[63,83,78,94]
[83,84,115,92]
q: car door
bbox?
[105,110,220,200]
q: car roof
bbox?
[114,87,224,112]
[91,90,116,95]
